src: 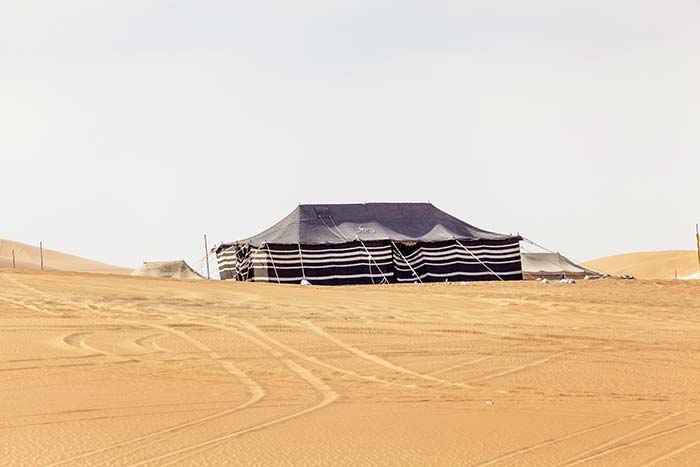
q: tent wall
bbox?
[217,243,251,281]
[216,238,522,285]
[520,252,597,281]
[217,241,394,285]
[522,271,589,280]
[393,238,523,282]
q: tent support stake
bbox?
[454,239,504,281]
[391,241,423,284]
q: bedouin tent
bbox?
[215,203,523,285]
[521,252,598,280]
[131,260,205,280]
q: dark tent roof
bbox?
[220,203,519,248]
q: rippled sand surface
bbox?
[1,270,699,466]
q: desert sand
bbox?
[0,239,132,275]
[585,251,699,280]
[1,269,700,466]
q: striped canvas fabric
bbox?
[392,239,522,283]
[218,241,394,285]
[215,203,522,285]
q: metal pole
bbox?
[204,234,211,280]
[40,242,44,270]
[12,249,16,269]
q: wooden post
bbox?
[40,242,44,270]
[696,224,700,271]
[204,234,211,280]
[12,249,16,269]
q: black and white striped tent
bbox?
[215,203,522,285]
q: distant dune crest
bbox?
[0,239,131,275]
[585,250,699,280]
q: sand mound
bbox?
[0,239,132,275]
[585,250,699,280]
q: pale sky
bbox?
[2,1,698,275]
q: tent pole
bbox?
[454,238,504,281]
[203,234,211,280]
[357,238,390,284]
[265,243,281,284]
[391,241,423,284]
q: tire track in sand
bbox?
[0,294,63,317]
[238,321,426,390]
[641,438,700,466]
[63,331,109,356]
[429,356,495,376]
[49,319,264,467]
[466,329,650,385]
[466,352,567,384]
[299,320,472,389]
[555,411,688,466]
[133,333,167,352]
[124,319,338,467]
[0,275,66,317]
[559,419,700,466]
[473,411,651,466]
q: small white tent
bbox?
[521,252,598,280]
[131,261,204,280]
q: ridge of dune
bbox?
[584,250,700,280]
[0,239,132,275]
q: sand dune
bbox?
[0,239,131,275]
[1,270,699,466]
[585,250,700,280]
